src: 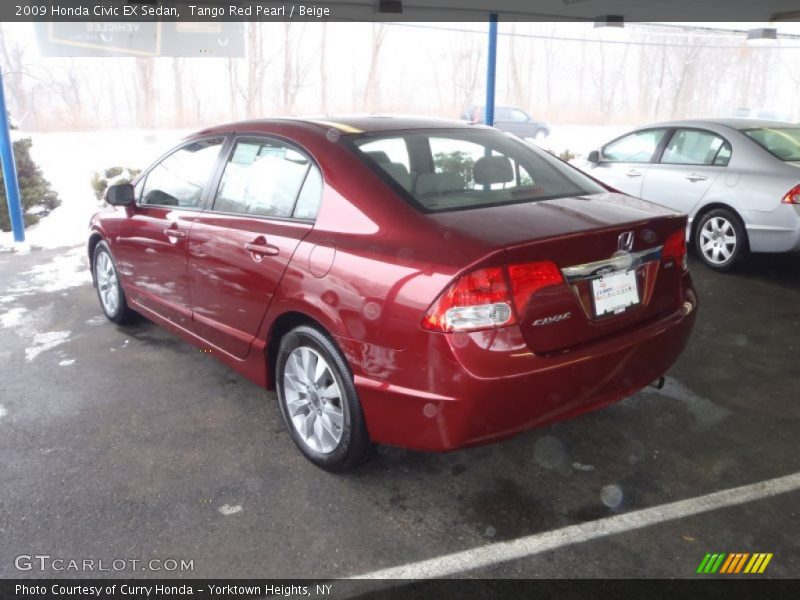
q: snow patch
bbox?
[0,307,27,328]
[218,504,243,516]
[58,359,76,366]
[1,129,190,252]
[7,246,91,297]
[0,405,7,419]
[25,330,71,362]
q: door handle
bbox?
[163,228,186,239]
[685,174,709,182]
[625,170,643,178]
[244,238,279,261]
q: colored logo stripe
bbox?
[697,552,773,574]
[697,553,726,573]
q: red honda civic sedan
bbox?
[89,116,697,471]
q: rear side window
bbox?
[602,129,668,163]
[212,139,318,219]
[743,127,800,161]
[350,129,604,213]
[141,138,224,208]
[661,129,731,166]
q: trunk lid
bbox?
[428,193,688,354]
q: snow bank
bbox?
[1,129,191,252]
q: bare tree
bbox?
[172,58,185,127]
[363,23,388,110]
[134,57,156,128]
[0,24,35,127]
[319,22,328,113]
[450,32,483,115]
[281,23,313,113]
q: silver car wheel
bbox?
[96,251,120,316]
[283,346,344,454]
[700,216,737,265]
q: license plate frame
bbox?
[591,269,640,317]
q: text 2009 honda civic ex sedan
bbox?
[89,116,697,471]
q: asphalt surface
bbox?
[0,245,798,580]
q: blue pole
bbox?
[0,69,24,242]
[485,13,498,127]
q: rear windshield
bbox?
[742,127,800,161]
[348,129,605,213]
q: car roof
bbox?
[644,118,797,131]
[196,115,485,137]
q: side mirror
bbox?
[587,150,600,164]
[105,183,135,206]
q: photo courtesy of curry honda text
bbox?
[88,116,698,471]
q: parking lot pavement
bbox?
[0,245,798,579]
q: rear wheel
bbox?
[93,241,136,324]
[276,325,372,472]
[533,128,548,142]
[694,208,748,271]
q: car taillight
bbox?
[421,261,564,333]
[507,261,564,314]
[782,183,800,204]
[422,267,515,332]
[662,229,688,271]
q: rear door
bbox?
[187,136,322,359]
[588,128,670,197]
[640,127,731,214]
[114,137,225,326]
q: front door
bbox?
[588,128,670,198]
[114,137,225,326]
[188,137,323,359]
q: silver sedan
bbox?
[581,119,800,270]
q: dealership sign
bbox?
[35,21,245,57]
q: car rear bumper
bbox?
[345,276,697,452]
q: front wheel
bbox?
[694,208,748,271]
[276,325,372,472]
[93,241,137,324]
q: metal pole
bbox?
[484,13,498,127]
[0,68,25,242]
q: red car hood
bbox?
[426,192,680,249]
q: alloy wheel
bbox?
[96,251,120,316]
[283,346,344,454]
[699,216,737,265]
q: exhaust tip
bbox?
[681,301,694,316]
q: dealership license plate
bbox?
[591,270,640,317]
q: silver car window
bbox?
[602,129,668,163]
[661,129,730,166]
[743,127,800,161]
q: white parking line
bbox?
[352,471,800,579]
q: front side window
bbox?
[351,129,604,213]
[213,139,315,219]
[742,127,800,161]
[141,138,224,208]
[602,129,668,163]
[508,108,529,122]
[661,129,731,166]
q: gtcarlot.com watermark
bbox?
[14,554,194,573]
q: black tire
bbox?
[693,208,749,272]
[275,324,372,472]
[93,241,137,325]
[534,128,548,141]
